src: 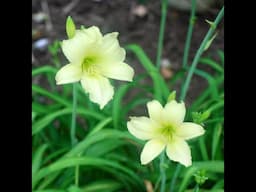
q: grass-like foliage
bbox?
[32,2,224,191]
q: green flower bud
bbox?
[167,90,176,102]
[66,16,76,39]
[194,170,208,185]
[192,110,211,124]
[204,32,218,51]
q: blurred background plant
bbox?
[32,0,224,191]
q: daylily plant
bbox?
[127,99,205,167]
[55,18,134,109]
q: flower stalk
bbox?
[156,0,169,69]
[180,6,224,100]
[182,0,197,68]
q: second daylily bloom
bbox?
[127,99,205,167]
[55,25,134,109]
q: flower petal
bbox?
[62,30,95,64]
[176,122,205,140]
[147,100,163,123]
[127,117,157,140]
[55,64,82,85]
[100,32,125,62]
[98,62,134,82]
[163,100,186,126]
[141,139,166,165]
[81,26,103,42]
[166,137,192,167]
[80,75,114,109]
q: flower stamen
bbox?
[161,124,175,142]
[82,57,97,75]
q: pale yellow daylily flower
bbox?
[127,100,205,167]
[55,26,134,109]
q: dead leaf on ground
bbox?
[144,179,154,192]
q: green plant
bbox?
[32,2,224,191]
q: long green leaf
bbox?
[34,190,65,192]
[35,129,142,189]
[36,172,60,190]
[211,123,223,160]
[32,108,105,135]
[199,57,223,73]
[81,180,122,192]
[33,157,144,189]
[126,44,169,102]
[65,129,140,158]
[211,179,224,189]
[199,136,209,161]
[189,75,223,111]
[112,83,134,129]
[43,147,70,165]
[217,50,224,66]
[85,140,126,157]
[32,102,63,114]
[87,117,112,136]
[32,85,71,107]
[32,144,48,179]
[32,66,58,76]
[185,67,219,99]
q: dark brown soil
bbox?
[32,0,224,105]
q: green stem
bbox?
[182,0,197,68]
[153,174,162,192]
[193,184,200,192]
[71,83,79,186]
[180,6,224,101]
[75,164,79,186]
[160,152,166,192]
[71,83,78,147]
[156,0,168,69]
[169,164,181,192]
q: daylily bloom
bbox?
[127,99,205,167]
[55,26,134,109]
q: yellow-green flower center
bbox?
[160,124,176,142]
[82,56,97,75]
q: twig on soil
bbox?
[41,0,53,32]
[63,0,80,15]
